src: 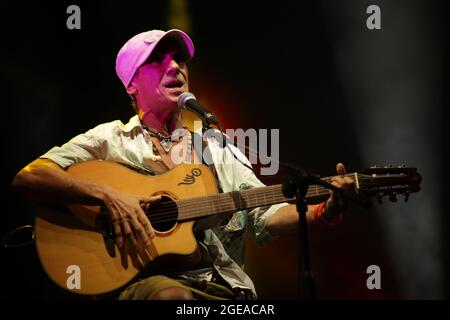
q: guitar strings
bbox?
[143,177,383,224]
[102,175,395,225]
[151,174,376,212]
[143,176,380,224]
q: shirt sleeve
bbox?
[237,166,289,245]
[39,123,110,169]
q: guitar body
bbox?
[34,161,218,295]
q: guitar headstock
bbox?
[357,165,422,204]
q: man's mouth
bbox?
[164,79,184,89]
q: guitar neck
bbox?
[176,175,354,221]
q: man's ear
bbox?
[126,83,137,95]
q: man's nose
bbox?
[167,57,181,73]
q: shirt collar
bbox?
[121,114,192,136]
[121,114,144,133]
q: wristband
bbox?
[314,202,343,227]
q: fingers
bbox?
[137,195,158,241]
[108,194,158,250]
[138,195,161,205]
[134,203,155,244]
[330,170,354,203]
[118,209,154,250]
[334,163,352,189]
[121,219,138,249]
[336,162,347,176]
[137,210,155,240]
[112,215,124,248]
[326,164,353,218]
[112,215,137,248]
[129,214,151,247]
[331,175,354,189]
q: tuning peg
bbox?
[389,192,398,202]
[404,190,410,202]
[376,193,383,204]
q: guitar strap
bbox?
[191,131,223,193]
[190,131,225,242]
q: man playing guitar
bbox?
[12,29,353,300]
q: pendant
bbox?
[160,139,173,152]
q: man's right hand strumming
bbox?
[101,188,161,250]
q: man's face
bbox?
[130,38,189,115]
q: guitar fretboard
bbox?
[176,177,344,221]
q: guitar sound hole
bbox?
[147,195,178,232]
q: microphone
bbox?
[178,92,219,126]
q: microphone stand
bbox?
[282,169,317,300]
[281,165,370,300]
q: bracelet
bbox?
[314,202,344,227]
[313,202,326,223]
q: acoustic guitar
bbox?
[34,161,421,295]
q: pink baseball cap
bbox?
[115,29,195,89]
